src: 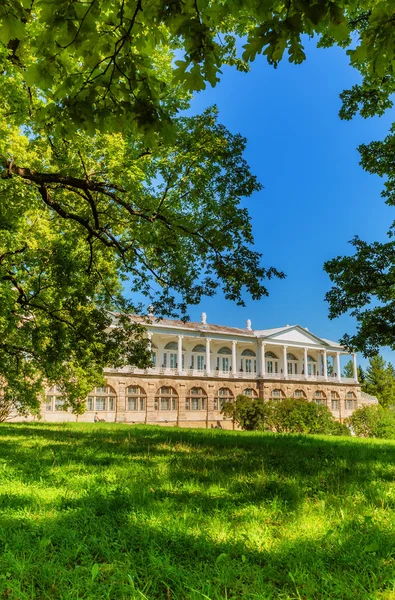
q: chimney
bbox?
[246,319,252,331]
[201,312,207,325]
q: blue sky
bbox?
[187,39,395,369]
[136,39,395,369]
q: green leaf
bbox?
[91,563,100,582]
[364,542,380,553]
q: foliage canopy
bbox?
[2,0,395,410]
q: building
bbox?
[42,314,377,428]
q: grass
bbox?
[0,424,394,599]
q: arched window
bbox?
[314,390,326,406]
[192,344,206,353]
[243,388,257,397]
[287,353,298,375]
[307,355,318,377]
[214,387,233,410]
[331,390,340,411]
[87,386,116,412]
[241,349,257,374]
[46,385,67,412]
[163,342,185,369]
[217,347,232,372]
[241,349,256,357]
[345,391,357,410]
[191,344,206,371]
[265,352,279,374]
[218,347,232,354]
[126,385,146,411]
[294,389,306,398]
[186,387,207,411]
[271,389,284,398]
[155,386,178,411]
[164,342,178,350]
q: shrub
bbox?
[222,396,349,435]
[347,405,395,439]
[266,398,343,435]
[221,395,270,430]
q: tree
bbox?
[2,0,395,412]
[1,108,282,414]
[358,365,366,385]
[342,360,354,379]
[346,405,395,439]
[346,405,381,437]
[221,395,270,431]
[363,355,395,408]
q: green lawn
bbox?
[0,424,394,599]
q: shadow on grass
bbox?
[0,492,393,600]
[1,423,394,489]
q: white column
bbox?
[147,332,152,352]
[232,340,237,376]
[205,338,211,376]
[260,342,265,377]
[283,345,288,379]
[336,352,341,381]
[316,351,321,377]
[177,335,183,375]
[353,353,358,382]
[323,350,328,380]
[304,347,308,378]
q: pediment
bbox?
[263,326,326,347]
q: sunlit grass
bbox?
[0,423,394,599]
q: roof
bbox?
[128,315,251,336]
[124,315,345,349]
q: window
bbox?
[314,391,326,406]
[345,392,357,410]
[330,391,339,410]
[54,396,66,411]
[287,353,298,375]
[217,347,231,372]
[191,345,206,371]
[218,346,232,354]
[87,386,117,411]
[294,389,306,398]
[185,387,207,411]
[163,341,185,369]
[96,397,106,411]
[307,356,317,376]
[243,388,257,397]
[265,352,278,374]
[126,386,146,411]
[241,350,257,373]
[270,389,285,404]
[155,387,178,411]
[46,385,67,412]
[214,387,233,410]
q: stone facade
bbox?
[33,316,378,428]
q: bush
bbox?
[221,395,269,430]
[222,396,349,435]
[266,398,345,435]
[346,405,395,439]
